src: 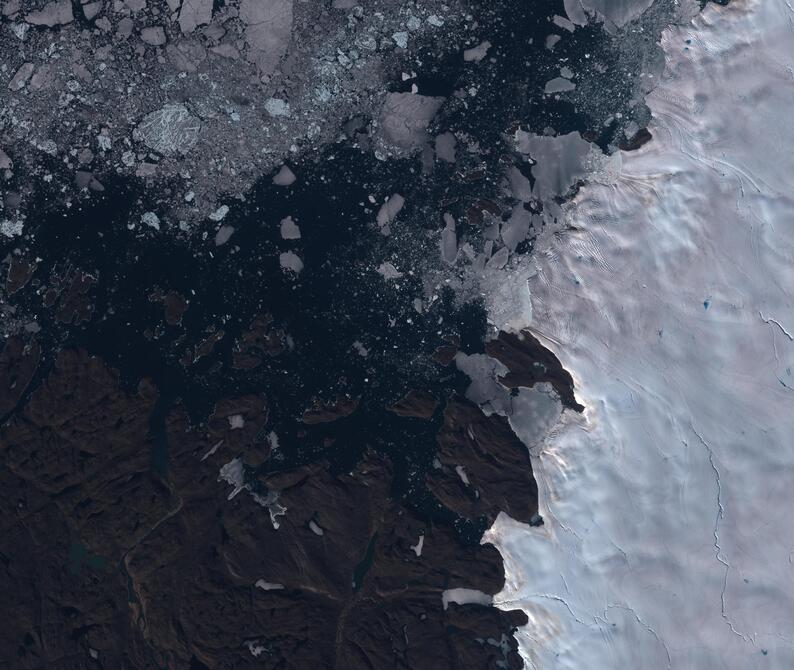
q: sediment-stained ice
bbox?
[486,1,794,668]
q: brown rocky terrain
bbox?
[0,333,561,668]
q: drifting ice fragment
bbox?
[208,204,229,222]
[377,262,403,280]
[463,41,491,62]
[279,251,303,274]
[141,211,160,230]
[214,225,235,246]
[265,98,290,117]
[25,0,73,26]
[133,104,200,155]
[545,77,576,94]
[279,216,301,239]
[376,193,405,235]
[273,165,296,186]
[440,213,458,264]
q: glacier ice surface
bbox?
[485,1,794,668]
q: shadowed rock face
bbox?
[0,336,40,418]
[388,390,439,419]
[428,397,539,525]
[486,330,585,412]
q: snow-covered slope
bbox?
[485,1,794,667]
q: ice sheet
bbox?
[485,1,794,668]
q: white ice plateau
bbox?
[485,1,794,668]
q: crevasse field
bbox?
[486,1,794,667]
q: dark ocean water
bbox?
[4,0,645,543]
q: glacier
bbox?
[485,1,794,668]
